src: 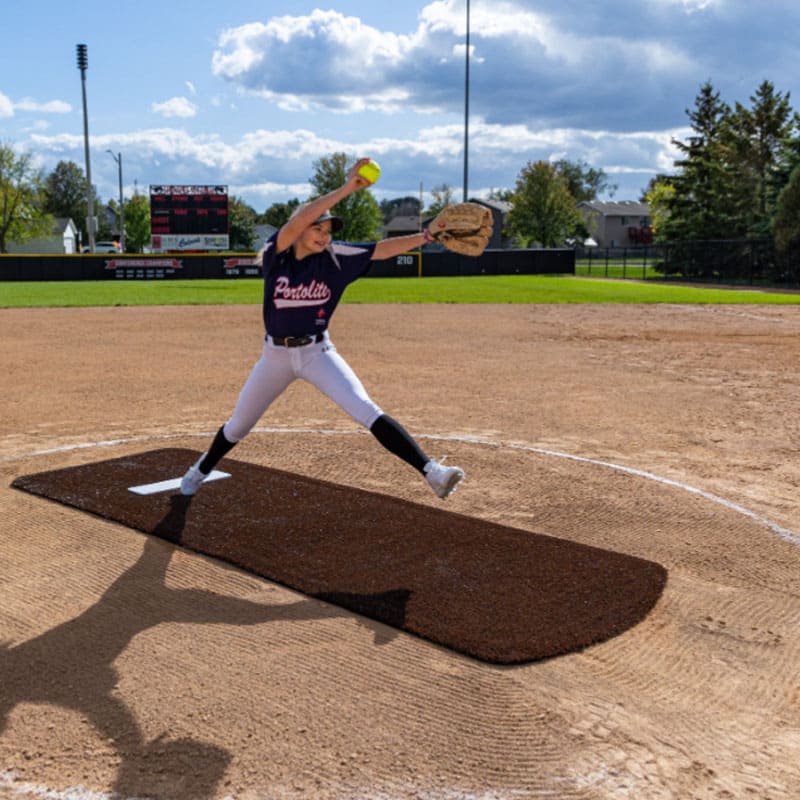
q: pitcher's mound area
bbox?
[13,447,667,664]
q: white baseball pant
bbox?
[222,334,383,442]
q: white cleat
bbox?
[424,458,465,499]
[180,456,208,496]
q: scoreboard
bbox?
[149,185,229,251]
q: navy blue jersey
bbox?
[261,234,377,338]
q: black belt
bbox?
[269,333,324,347]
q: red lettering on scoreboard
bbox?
[148,184,229,238]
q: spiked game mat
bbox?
[12,448,667,664]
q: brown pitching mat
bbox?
[12,448,667,664]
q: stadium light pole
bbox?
[106,150,125,252]
[463,0,470,203]
[76,44,95,253]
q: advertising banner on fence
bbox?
[104,258,184,280]
[222,256,262,277]
[150,234,230,252]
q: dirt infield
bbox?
[12,448,668,665]
[1,302,799,799]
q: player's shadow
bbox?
[0,494,405,799]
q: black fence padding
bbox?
[0,249,574,282]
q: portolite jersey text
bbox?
[261,234,377,339]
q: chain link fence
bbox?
[576,240,800,288]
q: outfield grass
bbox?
[575,260,663,280]
[1,275,799,308]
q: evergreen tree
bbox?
[772,163,800,257]
[662,81,737,241]
[724,80,794,236]
[763,111,800,232]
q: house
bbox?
[578,201,652,248]
[6,217,79,254]
[253,223,278,250]
[470,199,512,249]
[381,215,423,238]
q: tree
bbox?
[259,198,300,228]
[724,80,795,236]
[309,152,383,241]
[425,184,455,217]
[772,163,800,257]
[42,159,113,246]
[43,160,88,234]
[124,192,150,253]
[506,161,585,247]
[643,176,676,242]
[228,196,257,250]
[768,115,800,210]
[0,143,52,253]
[487,188,514,202]
[95,201,114,241]
[553,159,616,203]
[661,81,738,241]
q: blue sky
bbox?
[3,0,800,212]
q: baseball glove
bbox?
[428,203,493,257]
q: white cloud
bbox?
[29,113,680,206]
[151,96,198,118]
[0,91,13,117]
[212,11,419,102]
[0,92,72,117]
[671,0,718,11]
[14,98,71,113]
[185,81,197,96]
[21,120,51,133]
[209,3,697,132]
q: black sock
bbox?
[199,425,238,474]
[369,414,428,473]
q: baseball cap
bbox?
[312,210,343,233]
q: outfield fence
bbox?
[575,247,665,280]
[0,248,575,281]
[576,240,800,288]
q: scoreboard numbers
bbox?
[149,185,229,251]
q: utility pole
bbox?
[107,150,125,251]
[76,44,95,253]
[463,0,470,203]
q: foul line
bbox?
[7,427,799,546]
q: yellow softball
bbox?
[357,160,381,184]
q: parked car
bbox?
[81,241,122,253]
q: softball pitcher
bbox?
[180,157,464,499]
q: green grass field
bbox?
[574,259,662,280]
[1,275,799,308]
